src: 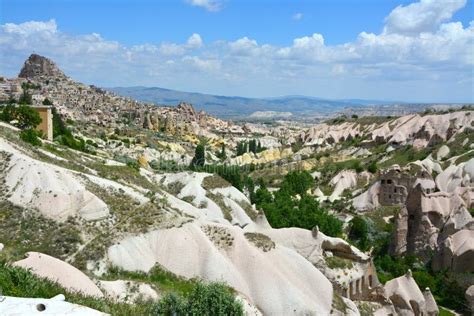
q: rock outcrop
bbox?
[384,270,439,316]
[19,54,67,80]
[466,285,474,313]
[13,252,104,298]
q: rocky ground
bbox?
[0,54,473,315]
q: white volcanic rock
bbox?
[384,270,437,315]
[436,159,474,193]
[99,280,159,303]
[435,229,474,273]
[0,137,109,221]
[436,145,450,160]
[304,122,361,146]
[13,252,104,298]
[0,295,107,315]
[107,222,334,315]
[352,181,381,211]
[466,285,474,313]
[423,288,439,316]
[329,170,358,202]
[303,111,473,148]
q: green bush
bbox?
[153,281,243,316]
[349,216,369,250]
[191,144,205,168]
[20,128,42,146]
[0,104,16,122]
[15,105,42,129]
[367,161,378,174]
[280,171,313,196]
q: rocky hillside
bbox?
[0,54,473,315]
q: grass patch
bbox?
[202,174,231,190]
[331,292,348,314]
[244,232,275,252]
[325,256,354,270]
[205,192,233,221]
[105,264,196,296]
[439,307,456,316]
[0,201,82,261]
[0,260,153,315]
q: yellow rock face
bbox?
[138,155,149,168]
[157,141,186,154]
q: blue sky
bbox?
[1,0,473,102]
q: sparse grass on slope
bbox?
[0,259,154,315]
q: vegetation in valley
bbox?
[253,171,343,237]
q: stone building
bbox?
[379,165,435,206]
[379,165,413,206]
[33,106,53,141]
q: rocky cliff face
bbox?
[18,54,66,80]
[303,111,474,148]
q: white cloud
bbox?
[0,0,472,102]
[186,33,203,49]
[292,13,304,21]
[186,0,222,12]
[384,0,466,35]
[2,19,57,35]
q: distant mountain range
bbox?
[108,86,399,119]
[108,86,463,120]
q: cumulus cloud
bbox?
[0,0,472,101]
[186,0,222,12]
[186,33,203,49]
[292,13,304,21]
[384,0,467,35]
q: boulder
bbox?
[436,145,450,160]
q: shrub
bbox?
[15,105,42,129]
[349,216,369,250]
[18,91,33,105]
[191,144,205,168]
[153,281,243,316]
[280,171,313,196]
[0,104,16,122]
[367,161,378,174]
[42,98,53,105]
[20,128,42,146]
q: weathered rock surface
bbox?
[384,270,439,316]
[466,285,474,314]
[99,280,159,303]
[0,137,109,221]
[13,252,104,298]
[0,295,108,315]
[19,54,67,80]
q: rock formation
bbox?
[18,54,67,80]
[384,270,439,316]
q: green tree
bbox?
[42,98,53,105]
[280,171,313,196]
[15,105,41,129]
[349,216,369,250]
[0,104,16,123]
[191,144,206,167]
[217,143,227,160]
[18,90,33,105]
[20,129,42,146]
